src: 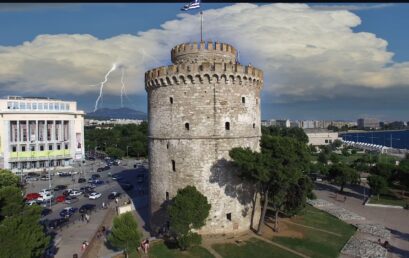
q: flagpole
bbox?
[200,11,203,42]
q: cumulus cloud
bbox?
[1,3,409,105]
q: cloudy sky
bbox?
[1,3,408,121]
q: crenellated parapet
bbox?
[145,62,263,91]
[171,41,237,64]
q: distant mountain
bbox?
[86,108,147,120]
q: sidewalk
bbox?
[54,207,110,258]
[314,182,409,258]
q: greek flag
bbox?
[181,0,201,11]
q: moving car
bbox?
[25,192,42,201]
[64,196,79,204]
[53,185,67,191]
[78,178,86,183]
[88,192,102,200]
[108,192,121,200]
[79,204,96,214]
[59,207,77,218]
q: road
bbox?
[25,159,149,227]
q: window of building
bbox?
[27,103,31,110]
[20,102,26,109]
[40,145,44,151]
[54,103,59,110]
[12,102,18,109]
[7,102,12,109]
[225,122,230,131]
[171,160,176,172]
[32,103,37,110]
[166,192,169,201]
[242,97,245,104]
[57,144,61,150]
[185,123,190,130]
[166,142,169,149]
[170,97,173,104]
[65,103,69,110]
[253,123,255,129]
[49,103,54,110]
[30,145,35,151]
[21,146,26,152]
[49,145,53,151]
[226,213,232,221]
[38,103,43,110]
[325,140,328,143]
[12,146,16,152]
[65,143,68,149]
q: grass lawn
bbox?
[368,190,407,207]
[126,241,214,258]
[272,205,356,258]
[212,238,301,258]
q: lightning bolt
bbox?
[120,67,126,108]
[94,64,117,112]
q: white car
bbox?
[69,190,82,197]
[26,200,39,206]
[39,189,52,195]
[88,192,102,200]
[70,171,79,175]
[37,193,54,202]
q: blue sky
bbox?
[0,3,408,121]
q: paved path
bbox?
[314,182,409,258]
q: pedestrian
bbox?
[115,197,118,204]
[85,214,90,223]
[344,196,347,202]
[102,202,106,209]
[81,213,85,221]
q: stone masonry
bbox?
[145,41,263,234]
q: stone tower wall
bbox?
[146,41,263,234]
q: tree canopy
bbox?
[328,163,359,192]
[368,175,388,200]
[0,169,19,188]
[107,212,142,252]
[168,186,211,250]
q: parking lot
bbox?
[23,158,149,235]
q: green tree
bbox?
[105,147,125,159]
[0,206,50,258]
[341,147,350,156]
[331,139,343,149]
[107,212,142,252]
[318,152,328,164]
[329,153,340,164]
[370,162,396,183]
[0,169,19,188]
[0,186,25,219]
[328,163,359,192]
[368,175,388,200]
[168,186,211,250]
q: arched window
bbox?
[171,160,176,171]
[253,123,256,129]
[242,97,245,104]
[185,123,190,130]
[225,122,230,131]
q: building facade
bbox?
[145,41,263,234]
[357,118,380,130]
[0,96,85,172]
[304,129,341,146]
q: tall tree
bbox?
[368,175,388,200]
[0,169,19,188]
[328,163,359,192]
[168,186,211,250]
[0,206,50,258]
[107,212,142,252]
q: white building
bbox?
[276,119,291,128]
[304,129,341,146]
[0,96,85,173]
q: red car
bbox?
[56,195,66,203]
[25,193,41,201]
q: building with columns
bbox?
[0,96,85,173]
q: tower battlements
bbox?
[145,62,263,90]
[171,41,237,64]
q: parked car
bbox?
[87,183,97,189]
[70,171,79,175]
[69,190,82,197]
[25,176,39,181]
[40,175,51,181]
[28,172,40,177]
[62,189,73,197]
[92,179,105,185]
[37,193,54,202]
[88,192,102,200]
[64,196,79,204]
[91,174,101,179]
[59,207,77,218]
[53,185,67,191]
[25,192,42,201]
[108,192,121,200]
[96,167,103,172]
[39,189,53,195]
[41,208,52,217]
[78,178,86,183]
[47,218,69,229]
[26,199,40,206]
[79,204,96,214]
[103,165,111,170]
[56,195,66,203]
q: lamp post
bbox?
[126,146,131,157]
